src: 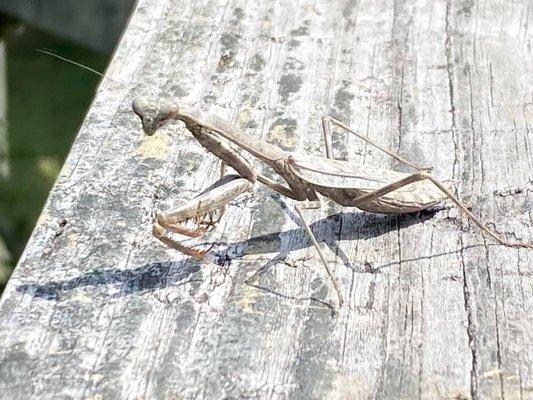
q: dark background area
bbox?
[0,1,135,292]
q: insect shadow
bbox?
[16,261,202,301]
[208,205,441,272]
[16,208,443,302]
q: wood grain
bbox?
[0,0,531,398]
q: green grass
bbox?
[0,19,108,289]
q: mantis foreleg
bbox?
[154,175,254,258]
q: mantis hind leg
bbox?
[321,117,533,247]
[425,176,533,249]
[350,172,533,249]
[154,175,254,258]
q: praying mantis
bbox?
[38,49,532,307]
[131,97,533,308]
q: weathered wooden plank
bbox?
[0,0,531,399]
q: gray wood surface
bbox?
[0,0,532,399]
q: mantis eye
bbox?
[158,102,180,118]
[132,96,152,116]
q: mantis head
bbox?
[132,97,180,135]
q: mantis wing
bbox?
[289,154,415,191]
[288,154,450,213]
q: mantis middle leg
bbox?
[294,201,344,307]
[251,176,343,305]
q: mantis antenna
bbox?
[36,48,127,88]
